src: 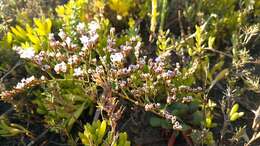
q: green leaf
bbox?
[27,33,40,45]
[230,112,244,121]
[56,5,65,17]
[150,117,171,129]
[25,24,33,34]
[118,132,127,146]
[208,68,229,92]
[97,120,107,144]
[150,117,161,127]
[34,18,52,36]
[192,111,203,126]
[208,36,215,48]
[195,25,203,52]
[67,102,87,131]
[209,60,224,81]
[206,117,212,128]
[11,25,27,40]
[229,103,239,117]
[6,32,13,44]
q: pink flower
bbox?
[68,55,79,65]
[54,62,67,74]
[73,67,83,77]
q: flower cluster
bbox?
[14,76,36,90]
[54,62,67,74]
[144,103,161,111]
[1,76,45,102]
[13,46,35,59]
[79,21,100,49]
[13,20,101,80]
[73,67,84,77]
[162,110,182,130]
[3,18,204,132]
[110,52,124,63]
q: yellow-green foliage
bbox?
[108,0,135,18]
[79,120,130,146]
[0,32,13,48]
[0,0,259,145]
[0,116,32,137]
[10,17,51,51]
[79,120,107,145]
[183,0,256,43]
[150,0,158,33]
[56,0,88,24]
[229,103,244,122]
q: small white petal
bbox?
[54,62,67,74]
[58,29,66,39]
[65,37,72,45]
[73,67,83,77]
[19,47,35,59]
[80,35,89,45]
[88,21,100,33]
[110,53,124,63]
[76,22,85,31]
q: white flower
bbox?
[110,27,115,34]
[15,82,25,90]
[79,51,85,56]
[34,51,46,65]
[81,46,88,52]
[80,34,98,48]
[122,45,132,51]
[135,42,141,49]
[48,33,55,41]
[54,62,67,74]
[40,76,46,80]
[12,46,21,51]
[80,35,89,45]
[58,29,66,39]
[55,52,62,59]
[155,57,161,63]
[26,76,35,83]
[14,76,35,90]
[88,21,100,33]
[110,53,124,63]
[73,67,83,77]
[89,33,99,43]
[76,22,85,32]
[71,44,77,49]
[154,66,163,73]
[48,52,55,57]
[18,47,35,59]
[68,55,79,65]
[65,37,72,45]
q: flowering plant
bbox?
[0,0,259,145]
[1,7,205,143]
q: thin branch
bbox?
[204,48,233,58]
[27,128,49,146]
[0,61,22,83]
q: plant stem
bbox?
[0,61,22,83]
[159,0,168,32]
[150,0,158,41]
